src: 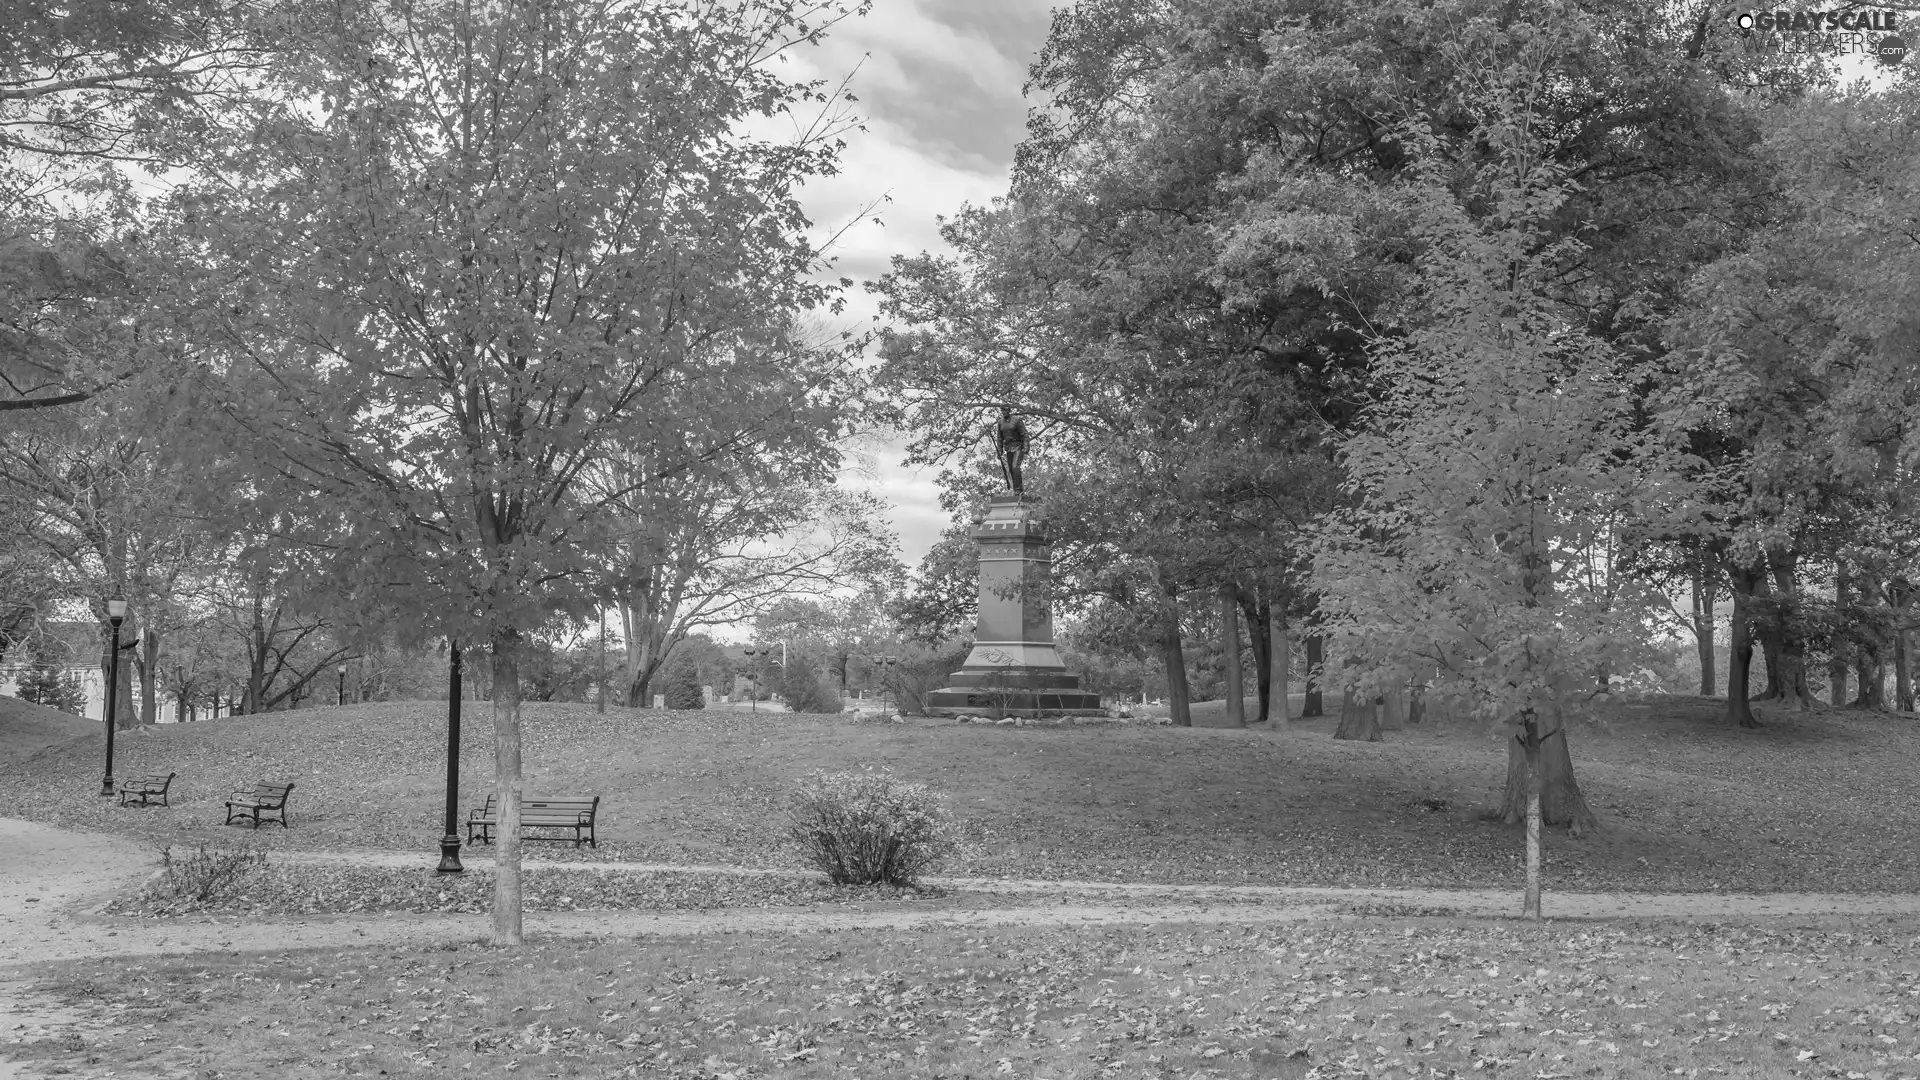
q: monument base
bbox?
[924,684,1106,717]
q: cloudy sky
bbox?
[786,0,1059,572]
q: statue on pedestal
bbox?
[994,405,1028,494]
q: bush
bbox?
[662,659,704,710]
[151,843,269,903]
[786,767,957,886]
[779,658,840,714]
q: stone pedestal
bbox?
[925,494,1105,716]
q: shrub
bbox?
[151,843,269,903]
[786,767,957,886]
[662,659,704,710]
[779,658,840,714]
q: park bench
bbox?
[116,772,176,808]
[224,781,296,829]
[466,793,600,848]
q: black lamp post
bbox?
[743,646,761,712]
[871,654,899,712]
[437,642,463,874]
[99,594,128,797]
[337,664,347,706]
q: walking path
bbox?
[7,816,1920,1078]
[12,819,1920,971]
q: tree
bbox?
[604,478,897,709]
[661,657,705,710]
[778,653,839,714]
[13,654,85,714]
[891,524,979,646]
[753,582,901,698]
[0,392,217,726]
[1665,78,1920,725]
[0,1,284,414]
[0,0,272,168]
[1310,15,1698,919]
[159,0,868,946]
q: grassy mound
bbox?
[0,693,98,763]
[0,696,1916,892]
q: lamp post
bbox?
[743,646,760,712]
[870,654,899,712]
[437,641,464,873]
[597,608,607,714]
[99,594,128,797]
[337,664,347,706]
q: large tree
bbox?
[0,1,283,413]
[158,0,868,946]
[1663,77,1920,725]
[1311,18,1691,918]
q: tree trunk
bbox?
[174,672,187,724]
[1220,584,1245,727]
[98,619,136,731]
[1767,550,1815,709]
[626,668,654,709]
[1855,647,1885,708]
[1241,591,1271,724]
[1378,684,1406,730]
[1831,562,1850,706]
[137,628,158,724]
[1273,605,1289,722]
[1851,574,1885,708]
[1894,581,1914,713]
[1302,633,1324,717]
[1162,618,1191,728]
[246,623,268,714]
[1897,619,1913,713]
[1522,715,1543,921]
[491,628,525,947]
[1497,708,1600,836]
[1726,562,1763,728]
[619,595,666,708]
[1333,684,1381,741]
[1692,550,1716,696]
[1407,679,1425,724]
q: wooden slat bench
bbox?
[466,793,599,848]
[117,772,176,807]
[224,781,295,829]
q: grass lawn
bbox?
[11,916,1920,1079]
[0,693,99,763]
[2,693,1917,893]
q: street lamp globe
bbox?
[106,595,128,623]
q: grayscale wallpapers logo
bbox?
[1724,7,1909,63]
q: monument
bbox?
[924,408,1105,717]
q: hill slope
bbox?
[0,694,98,763]
[0,695,1912,894]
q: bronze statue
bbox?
[994,405,1028,494]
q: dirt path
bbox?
[9,821,1920,971]
[8,818,1920,1079]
